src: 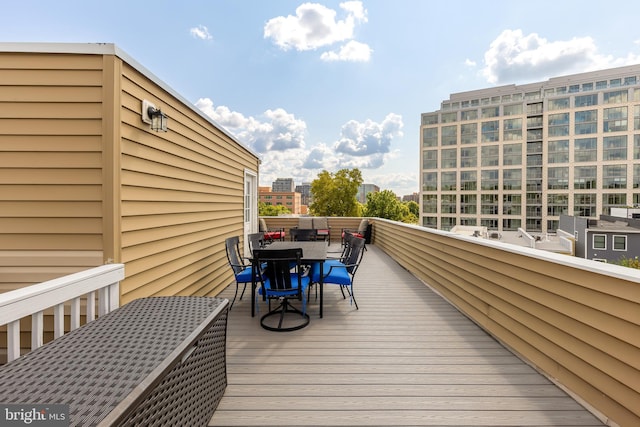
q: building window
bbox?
[481,106,499,118]
[574,166,597,189]
[441,125,458,145]
[441,148,457,168]
[635,135,640,159]
[503,118,523,141]
[441,195,457,214]
[422,216,437,228]
[575,110,597,134]
[604,89,628,104]
[582,82,594,91]
[441,112,457,123]
[548,139,569,163]
[548,167,569,190]
[460,147,477,168]
[460,123,478,144]
[481,194,498,214]
[593,234,606,250]
[422,114,438,125]
[441,172,457,191]
[503,104,523,116]
[603,193,627,215]
[422,172,437,191]
[503,143,522,166]
[460,171,477,190]
[624,76,637,86]
[422,194,437,213]
[503,194,522,215]
[547,194,568,216]
[481,219,499,229]
[574,94,598,107]
[423,150,437,169]
[635,164,640,189]
[603,165,627,189]
[596,80,607,90]
[603,135,627,160]
[613,235,627,251]
[548,97,570,110]
[481,145,499,166]
[548,113,570,137]
[574,193,596,217]
[441,217,456,231]
[481,170,499,191]
[503,169,522,190]
[460,194,477,214]
[574,138,597,162]
[461,109,478,121]
[603,107,628,132]
[503,218,521,231]
[481,120,499,142]
[422,127,438,147]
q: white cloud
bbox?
[196,98,407,190]
[335,113,403,157]
[464,58,476,67]
[195,98,306,153]
[264,1,369,62]
[189,25,212,40]
[320,40,372,62]
[481,29,640,85]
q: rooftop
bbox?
[210,244,605,426]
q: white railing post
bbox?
[1,264,124,362]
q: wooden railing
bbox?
[369,218,639,427]
[0,264,124,362]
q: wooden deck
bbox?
[209,244,605,426]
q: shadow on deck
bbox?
[210,244,604,426]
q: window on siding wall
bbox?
[593,234,606,250]
[613,235,627,251]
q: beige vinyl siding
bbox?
[373,219,640,427]
[117,63,258,303]
[0,52,105,289]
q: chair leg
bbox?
[261,297,310,332]
[230,283,240,309]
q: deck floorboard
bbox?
[209,244,604,426]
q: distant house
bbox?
[559,214,640,262]
[0,43,260,304]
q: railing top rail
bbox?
[0,263,124,324]
[376,218,640,284]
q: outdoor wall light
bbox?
[141,100,168,132]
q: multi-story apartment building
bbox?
[272,178,295,192]
[259,188,302,214]
[420,64,640,232]
[357,183,380,204]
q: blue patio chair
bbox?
[253,248,311,331]
[225,235,260,309]
[310,236,365,309]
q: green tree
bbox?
[364,190,418,224]
[364,189,403,220]
[310,168,363,216]
[259,202,291,216]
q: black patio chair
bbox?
[311,236,365,309]
[253,248,311,331]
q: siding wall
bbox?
[0,46,260,305]
[0,52,106,290]
[373,218,640,427]
[117,61,259,303]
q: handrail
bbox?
[0,263,124,362]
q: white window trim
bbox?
[612,234,627,251]
[592,234,607,250]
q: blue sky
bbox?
[3,1,640,196]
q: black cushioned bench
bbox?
[0,296,228,426]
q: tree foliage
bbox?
[259,202,291,216]
[364,190,418,224]
[310,168,363,216]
